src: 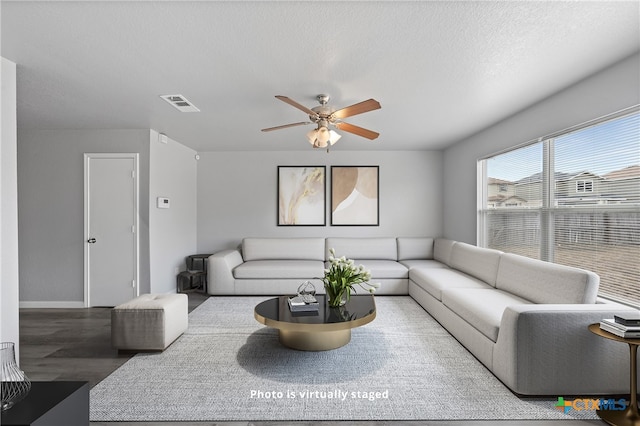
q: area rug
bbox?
[90,296,596,421]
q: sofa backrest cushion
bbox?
[397,237,435,260]
[242,238,325,261]
[433,238,456,266]
[449,242,502,286]
[496,253,599,304]
[326,237,397,260]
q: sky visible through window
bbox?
[487,143,541,182]
[487,112,639,182]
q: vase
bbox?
[1,342,31,411]
[327,304,350,322]
[325,286,349,307]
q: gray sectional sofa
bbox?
[207,237,638,396]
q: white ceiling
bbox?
[2,1,639,152]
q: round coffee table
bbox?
[254,294,376,351]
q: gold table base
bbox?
[597,406,640,426]
[279,329,351,351]
[254,295,376,352]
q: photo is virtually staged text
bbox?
[250,388,390,402]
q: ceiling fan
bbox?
[261,94,381,149]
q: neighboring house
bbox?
[500,166,639,246]
[513,172,544,206]
[487,177,515,199]
[487,178,522,208]
[555,171,605,205]
[514,170,610,206]
[491,167,639,208]
[602,164,640,204]
[487,195,528,208]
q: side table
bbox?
[177,254,212,293]
[588,323,640,426]
[177,270,207,292]
[186,254,212,273]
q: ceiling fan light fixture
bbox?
[307,125,340,148]
[264,94,380,149]
[317,126,330,145]
[328,130,341,145]
[307,128,318,146]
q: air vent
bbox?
[159,94,200,112]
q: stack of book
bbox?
[600,313,640,338]
[288,295,319,312]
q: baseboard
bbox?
[20,301,86,309]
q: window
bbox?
[575,180,593,193]
[478,108,640,307]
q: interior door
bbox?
[84,153,139,307]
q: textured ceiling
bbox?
[2,1,639,152]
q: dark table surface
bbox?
[255,294,376,326]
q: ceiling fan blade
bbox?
[331,99,381,120]
[334,122,380,140]
[275,95,318,117]
[261,122,310,132]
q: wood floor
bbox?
[19,292,209,386]
[18,292,604,426]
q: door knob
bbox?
[87,238,97,244]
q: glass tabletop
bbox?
[255,294,376,326]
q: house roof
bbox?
[488,195,526,203]
[603,165,640,180]
[516,170,605,185]
[488,178,513,185]
[1,1,639,152]
[516,165,640,185]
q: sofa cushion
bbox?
[496,253,599,304]
[410,268,493,301]
[400,259,448,269]
[442,288,531,342]
[433,238,456,266]
[326,237,397,260]
[234,260,325,279]
[449,243,502,287]
[397,237,434,260]
[242,238,324,261]
[346,259,408,279]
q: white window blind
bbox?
[482,142,543,259]
[479,108,640,307]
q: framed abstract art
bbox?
[277,166,326,226]
[331,166,379,226]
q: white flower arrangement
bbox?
[322,248,380,307]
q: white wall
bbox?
[18,129,151,305]
[197,150,443,252]
[15,53,635,305]
[149,130,197,293]
[443,52,640,244]
[1,57,20,354]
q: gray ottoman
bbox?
[111,293,188,351]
